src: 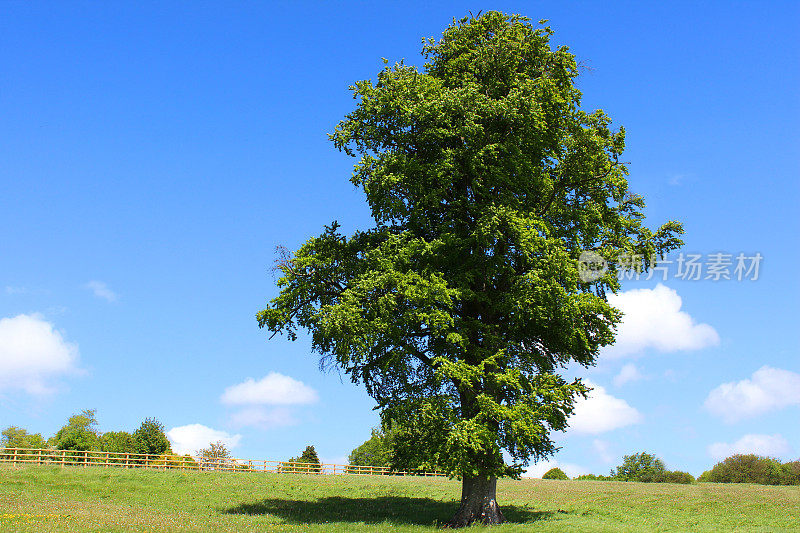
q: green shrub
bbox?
[99,431,137,455]
[574,473,613,481]
[655,470,695,484]
[702,454,799,485]
[542,467,569,480]
[151,454,198,469]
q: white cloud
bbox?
[523,459,588,479]
[229,407,297,429]
[166,424,242,456]
[5,286,28,295]
[613,363,644,386]
[85,280,117,302]
[708,434,793,461]
[704,366,800,423]
[0,314,80,394]
[605,284,719,358]
[221,372,318,405]
[668,173,687,186]
[568,381,643,434]
[593,439,614,463]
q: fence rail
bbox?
[0,448,446,477]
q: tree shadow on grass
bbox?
[224,496,556,526]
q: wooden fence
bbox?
[0,448,446,477]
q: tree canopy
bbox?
[258,11,682,526]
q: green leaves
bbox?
[258,11,683,481]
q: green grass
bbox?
[1,465,798,531]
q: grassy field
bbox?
[1,465,798,532]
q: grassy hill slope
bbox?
[1,465,798,531]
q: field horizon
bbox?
[2,464,799,531]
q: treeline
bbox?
[0,409,202,468]
[2,409,171,456]
[546,451,800,486]
[0,410,243,469]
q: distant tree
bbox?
[283,445,322,474]
[197,440,233,469]
[1,426,47,450]
[608,452,693,483]
[258,10,683,527]
[132,418,171,456]
[299,445,322,473]
[50,409,100,452]
[542,467,568,480]
[610,452,666,482]
[348,428,393,468]
[786,460,800,479]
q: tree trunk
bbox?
[447,475,506,528]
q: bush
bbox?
[151,453,198,469]
[574,474,613,481]
[611,452,666,482]
[542,467,569,480]
[99,431,137,455]
[655,470,695,484]
[701,454,799,485]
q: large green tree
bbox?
[258,12,682,526]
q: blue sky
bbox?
[1,1,798,476]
